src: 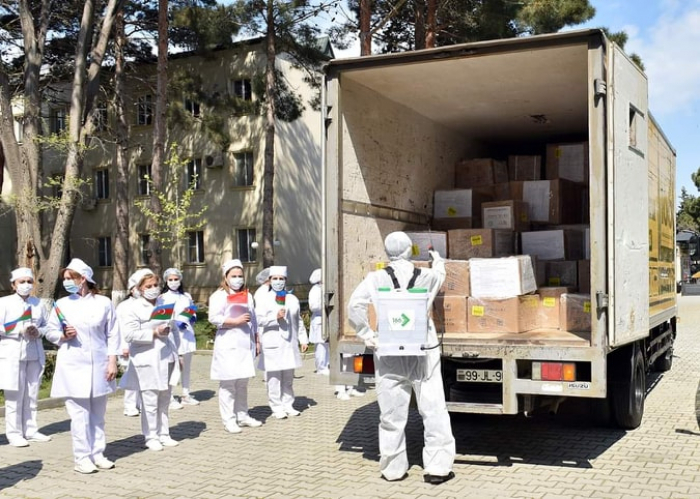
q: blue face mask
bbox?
[63,280,80,294]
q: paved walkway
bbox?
[2,297,700,498]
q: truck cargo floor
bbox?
[442,329,591,347]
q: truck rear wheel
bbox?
[609,345,645,429]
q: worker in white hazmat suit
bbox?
[347,231,455,484]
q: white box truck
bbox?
[322,29,677,429]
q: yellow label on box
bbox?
[548,277,561,286]
[584,301,591,313]
[374,262,386,270]
[520,213,528,221]
[543,297,556,308]
[447,206,457,217]
[555,147,562,158]
[411,244,420,256]
[470,235,483,246]
[471,305,484,317]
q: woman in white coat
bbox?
[117,270,147,418]
[45,259,120,474]
[161,268,198,407]
[118,270,180,452]
[208,259,262,433]
[0,267,52,447]
[308,268,328,375]
[255,265,309,419]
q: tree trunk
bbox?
[360,0,372,56]
[414,0,426,50]
[262,0,277,267]
[425,0,436,48]
[148,0,169,277]
[112,8,130,304]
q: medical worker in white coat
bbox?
[161,267,199,407]
[117,270,146,417]
[0,267,52,447]
[255,265,309,419]
[208,259,262,433]
[347,232,456,485]
[119,270,180,452]
[308,269,329,375]
[45,259,120,474]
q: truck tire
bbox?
[609,345,645,429]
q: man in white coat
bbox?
[0,268,52,447]
[347,232,456,484]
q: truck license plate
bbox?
[456,369,502,383]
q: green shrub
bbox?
[193,309,216,350]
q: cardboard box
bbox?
[482,200,530,232]
[469,255,537,298]
[455,158,508,188]
[578,260,591,294]
[511,179,582,224]
[448,229,515,260]
[405,231,447,261]
[537,287,573,329]
[439,260,470,296]
[508,155,542,181]
[468,295,540,333]
[432,217,477,231]
[492,182,512,201]
[521,229,585,261]
[546,142,589,184]
[543,261,578,287]
[560,293,592,332]
[433,296,468,333]
[434,189,493,219]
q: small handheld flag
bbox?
[54,303,67,326]
[178,304,198,320]
[150,304,175,321]
[3,307,32,335]
[226,290,249,304]
[275,290,287,306]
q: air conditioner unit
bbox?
[204,151,224,168]
[80,199,97,211]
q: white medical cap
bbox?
[128,269,154,290]
[222,259,243,276]
[309,268,321,284]
[163,268,182,281]
[10,267,33,283]
[269,266,287,278]
[66,258,96,283]
[255,267,270,285]
[384,232,412,261]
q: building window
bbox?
[187,231,204,264]
[184,98,201,117]
[233,151,254,186]
[51,174,64,199]
[136,95,153,125]
[94,102,108,131]
[95,169,109,199]
[137,164,151,195]
[230,79,252,101]
[98,236,112,267]
[50,108,67,134]
[186,158,202,190]
[139,234,150,266]
[237,228,256,263]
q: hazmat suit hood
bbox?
[384,232,412,261]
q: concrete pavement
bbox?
[2,296,700,498]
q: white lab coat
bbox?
[45,293,120,399]
[0,294,48,391]
[308,283,323,344]
[160,290,197,355]
[255,289,308,372]
[208,288,257,380]
[117,296,180,391]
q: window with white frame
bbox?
[98,236,112,267]
[186,158,202,190]
[136,95,153,125]
[50,108,67,134]
[233,151,254,186]
[95,169,109,199]
[187,231,204,264]
[237,228,257,263]
[184,98,201,117]
[139,234,150,266]
[137,164,151,195]
[230,79,252,101]
[94,102,108,131]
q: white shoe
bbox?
[8,437,29,447]
[336,391,351,401]
[180,395,200,406]
[159,435,179,447]
[170,398,184,410]
[238,416,262,428]
[123,408,140,417]
[285,408,301,417]
[348,388,366,397]
[317,368,330,376]
[272,411,287,420]
[94,456,115,470]
[224,421,242,434]
[74,458,98,474]
[145,439,163,451]
[27,432,52,442]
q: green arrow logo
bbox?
[401,313,410,327]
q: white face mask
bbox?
[63,280,80,294]
[143,287,160,300]
[228,277,244,290]
[16,283,33,297]
[167,279,181,291]
[270,279,286,292]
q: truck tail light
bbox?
[354,355,374,374]
[532,362,576,381]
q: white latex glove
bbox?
[363,333,379,349]
[428,249,443,263]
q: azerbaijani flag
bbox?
[275,290,287,306]
[227,290,248,304]
[179,304,198,320]
[150,303,175,321]
[3,307,32,335]
[54,303,67,325]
